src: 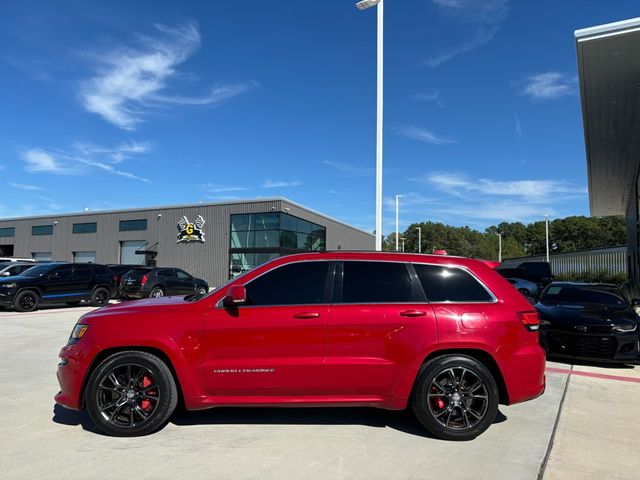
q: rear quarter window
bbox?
[413,264,494,303]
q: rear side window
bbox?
[92,265,112,277]
[157,269,176,278]
[340,261,414,304]
[413,264,493,303]
[245,261,329,306]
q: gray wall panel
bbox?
[0,198,374,287]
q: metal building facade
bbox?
[0,198,374,287]
[501,246,627,277]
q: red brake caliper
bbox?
[141,376,153,411]
[431,386,446,410]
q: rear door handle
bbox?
[293,312,321,319]
[400,310,427,317]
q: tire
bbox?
[195,286,207,296]
[149,287,164,298]
[411,355,499,441]
[13,290,39,312]
[85,351,178,437]
[90,287,110,307]
[66,301,82,307]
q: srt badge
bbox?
[177,215,205,243]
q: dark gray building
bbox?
[575,18,640,282]
[0,198,374,286]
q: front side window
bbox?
[245,261,329,306]
[176,270,191,279]
[413,264,494,303]
[340,261,414,304]
[49,265,73,281]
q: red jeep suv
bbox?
[56,252,545,440]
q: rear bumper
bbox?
[496,342,547,405]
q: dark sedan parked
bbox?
[535,282,640,364]
[120,267,208,299]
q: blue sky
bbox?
[1,0,639,234]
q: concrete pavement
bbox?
[0,305,636,479]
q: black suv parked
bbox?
[120,267,208,299]
[0,263,116,312]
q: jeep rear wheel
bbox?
[412,355,499,441]
[85,351,177,437]
[14,290,39,312]
[90,287,110,307]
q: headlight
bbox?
[0,283,17,289]
[612,323,637,333]
[68,324,89,343]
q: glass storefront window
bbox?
[229,212,326,278]
[252,213,280,230]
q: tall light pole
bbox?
[496,233,502,262]
[544,215,550,263]
[395,194,400,252]
[417,227,422,253]
[356,0,383,251]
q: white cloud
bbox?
[514,114,523,139]
[424,0,509,67]
[413,90,444,108]
[9,182,42,191]
[81,22,258,130]
[262,180,303,188]
[22,149,68,173]
[426,171,586,203]
[20,141,151,182]
[199,183,248,193]
[394,126,457,145]
[322,160,374,177]
[521,72,577,100]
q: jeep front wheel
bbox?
[85,351,178,437]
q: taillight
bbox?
[141,274,148,286]
[113,275,118,284]
[518,311,540,332]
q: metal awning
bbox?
[575,17,640,216]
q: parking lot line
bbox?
[546,366,640,384]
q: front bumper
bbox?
[55,340,97,410]
[540,328,640,364]
[0,289,16,307]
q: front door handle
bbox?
[293,312,321,319]
[400,310,427,317]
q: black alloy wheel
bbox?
[86,351,177,436]
[90,287,110,307]
[412,355,498,441]
[14,290,39,312]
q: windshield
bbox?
[540,285,627,308]
[21,264,56,277]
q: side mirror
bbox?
[223,285,247,307]
[1,271,10,277]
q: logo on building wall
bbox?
[177,215,205,243]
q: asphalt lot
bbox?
[0,304,638,480]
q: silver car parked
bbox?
[506,278,539,298]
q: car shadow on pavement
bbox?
[170,407,507,439]
[52,404,103,435]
